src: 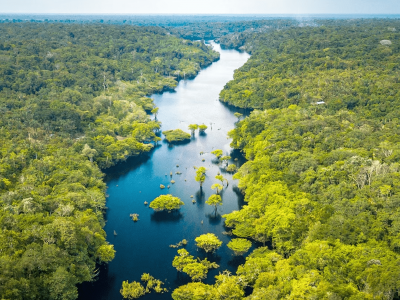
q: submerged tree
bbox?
[206,194,222,212]
[226,164,237,173]
[172,249,218,282]
[195,233,223,253]
[211,149,223,159]
[149,195,184,212]
[120,281,145,299]
[188,124,199,136]
[199,124,208,133]
[227,238,252,256]
[195,166,207,188]
[211,183,224,194]
[215,174,225,184]
[220,155,231,166]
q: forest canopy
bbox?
[0,22,219,300]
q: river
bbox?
[79,42,250,299]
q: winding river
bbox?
[79,42,250,299]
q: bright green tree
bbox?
[211,149,223,159]
[120,281,145,299]
[188,124,199,135]
[195,233,223,253]
[195,166,207,187]
[211,183,224,194]
[199,124,208,133]
[206,194,222,212]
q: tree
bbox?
[234,112,243,121]
[226,164,237,173]
[140,273,167,293]
[149,194,184,212]
[120,281,145,299]
[172,282,214,300]
[82,144,97,163]
[220,156,231,166]
[96,244,116,262]
[215,174,226,186]
[151,107,159,120]
[227,239,252,256]
[199,124,208,133]
[188,124,199,136]
[195,233,223,253]
[211,149,223,159]
[206,194,222,211]
[195,166,207,188]
[211,183,224,194]
[172,249,218,281]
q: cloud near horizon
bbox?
[1,0,400,15]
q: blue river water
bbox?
[79,42,250,299]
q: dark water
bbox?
[79,42,250,300]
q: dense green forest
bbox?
[171,19,400,299]
[0,23,219,299]
[3,16,400,300]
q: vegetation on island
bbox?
[149,194,184,212]
[195,233,223,253]
[162,129,191,143]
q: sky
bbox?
[0,0,399,15]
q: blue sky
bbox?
[0,0,399,14]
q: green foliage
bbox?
[220,19,400,115]
[227,238,252,256]
[226,164,237,173]
[140,273,168,294]
[198,124,208,133]
[211,183,223,194]
[188,124,199,135]
[149,194,184,212]
[194,166,207,187]
[211,149,223,159]
[233,112,243,120]
[195,233,223,253]
[171,271,246,300]
[172,249,219,282]
[206,194,222,210]
[0,22,220,299]
[162,129,191,143]
[219,18,400,299]
[120,281,145,299]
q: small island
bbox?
[162,129,191,143]
[149,194,185,212]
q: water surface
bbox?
[79,42,250,299]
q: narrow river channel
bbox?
[79,42,250,299]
